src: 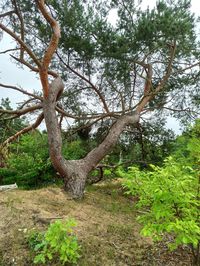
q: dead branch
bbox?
[1,113,44,147]
[0,114,18,120]
[0,48,20,54]
[0,103,42,116]
[55,106,83,120]
[107,79,126,113]
[56,105,118,120]
[174,61,200,74]
[11,55,58,78]
[0,83,43,100]
[65,115,115,139]
[129,63,137,109]
[0,10,15,18]
[18,98,39,109]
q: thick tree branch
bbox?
[36,0,61,98]
[136,42,176,113]
[1,113,44,147]
[82,112,140,172]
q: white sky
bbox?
[0,0,199,133]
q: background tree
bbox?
[0,0,199,198]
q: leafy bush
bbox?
[28,219,80,265]
[121,157,200,263]
[0,132,57,188]
[120,119,200,265]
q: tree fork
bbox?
[43,78,140,199]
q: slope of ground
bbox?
[0,180,193,265]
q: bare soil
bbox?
[0,180,193,265]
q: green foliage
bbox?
[134,0,195,53]
[122,159,199,246]
[104,168,113,177]
[28,219,80,265]
[0,132,56,188]
[62,139,88,160]
[173,119,200,166]
[120,121,200,262]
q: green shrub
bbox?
[121,156,200,264]
[0,132,57,188]
[28,219,80,265]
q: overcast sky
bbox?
[0,0,199,133]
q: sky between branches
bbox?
[0,0,199,133]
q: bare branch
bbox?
[56,52,110,113]
[1,113,44,147]
[66,115,114,139]
[18,98,38,109]
[56,105,120,121]
[129,63,137,108]
[55,106,82,120]
[0,114,18,120]
[107,79,125,113]
[0,104,42,116]
[163,106,200,116]
[12,0,25,59]
[0,48,20,54]
[0,10,15,18]
[0,83,43,100]
[11,55,58,78]
[174,61,200,74]
[0,22,41,67]
[136,41,176,113]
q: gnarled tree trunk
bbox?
[43,77,140,199]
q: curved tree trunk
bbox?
[42,77,89,198]
[43,77,140,199]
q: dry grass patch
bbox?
[0,180,193,265]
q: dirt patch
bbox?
[0,181,194,265]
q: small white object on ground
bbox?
[0,183,18,191]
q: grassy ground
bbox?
[0,179,193,265]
